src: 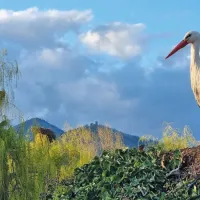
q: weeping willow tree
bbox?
[0,49,21,200]
[0,49,21,120]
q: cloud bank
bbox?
[0,7,92,48]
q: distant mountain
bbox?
[14,118,64,138]
[14,118,139,148]
[84,121,139,148]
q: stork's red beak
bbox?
[165,40,188,59]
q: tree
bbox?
[63,121,73,132]
[0,49,20,200]
[0,49,21,120]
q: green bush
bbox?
[48,146,200,200]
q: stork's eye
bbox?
[185,34,192,39]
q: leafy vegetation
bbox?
[48,149,200,200]
[1,110,200,200]
[44,125,200,200]
[139,123,199,152]
[0,119,125,199]
[159,124,199,151]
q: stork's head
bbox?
[165,31,200,59]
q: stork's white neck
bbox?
[191,41,200,67]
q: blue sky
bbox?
[1,0,200,139]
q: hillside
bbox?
[14,119,139,147]
[84,121,139,148]
[14,118,64,137]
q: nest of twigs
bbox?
[161,145,200,180]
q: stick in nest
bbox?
[166,163,182,179]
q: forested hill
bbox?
[14,119,139,147]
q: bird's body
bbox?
[166,31,200,107]
[190,41,200,106]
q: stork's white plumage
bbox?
[166,31,200,107]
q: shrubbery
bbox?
[45,125,200,200]
[48,148,200,200]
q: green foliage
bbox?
[63,124,125,157]
[97,126,125,152]
[0,121,193,200]
[139,124,199,152]
[0,118,35,200]
[49,145,200,200]
[0,119,82,200]
[159,124,199,152]
[0,119,126,200]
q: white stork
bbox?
[165,31,200,107]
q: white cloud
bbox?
[0,7,93,48]
[80,22,147,58]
